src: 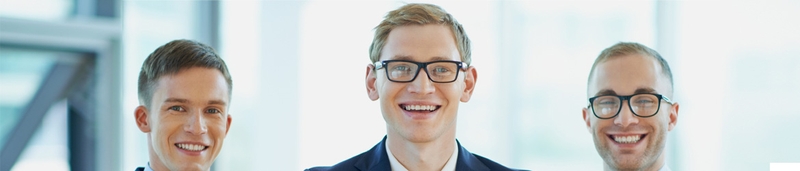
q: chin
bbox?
[609,157,646,170]
[401,126,443,143]
[174,164,208,171]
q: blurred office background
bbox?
[1,0,799,170]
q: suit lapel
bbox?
[353,136,392,171]
[355,137,491,171]
[455,140,490,171]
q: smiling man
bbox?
[306,3,520,171]
[582,42,680,171]
[134,39,233,171]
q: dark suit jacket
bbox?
[306,136,527,171]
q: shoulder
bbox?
[456,140,528,171]
[305,137,389,171]
[471,154,528,171]
[305,152,365,171]
[304,166,332,171]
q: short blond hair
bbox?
[588,42,674,91]
[369,3,471,66]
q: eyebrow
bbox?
[164,98,188,103]
[594,87,658,96]
[208,100,227,106]
[633,87,657,94]
[164,98,227,106]
[595,89,617,96]
[390,55,453,61]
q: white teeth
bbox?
[176,143,206,151]
[613,135,641,144]
[403,105,437,111]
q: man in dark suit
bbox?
[133,39,233,171]
[307,3,523,171]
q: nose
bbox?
[613,100,639,127]
[184,110,208,135]
[407,68,435,95]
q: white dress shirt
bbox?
[386,141,458,171]
[659,164,671,171]
[144,162,154,171]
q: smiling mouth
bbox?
[175,143,209,151]
[400,104,441,112]
[609,134,647,144]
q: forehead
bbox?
[152,67,230,103]
[588,54,670,96]
[381,24,460,61]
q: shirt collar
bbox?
[440,142,458,171]
[145,162,154,171]
[385,140,459,171]
[659,164,671,171]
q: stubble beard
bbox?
[592,126,667,171]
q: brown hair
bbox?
[137,39,232,107]
[588,42,674,91]
[369,3,472,66]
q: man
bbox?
[307,3,521,171]
[582,42,680,171]
[133,39,233,171]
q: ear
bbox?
[366,64,379,101]
[225,113,233,135]
[135,105,151,133]
[667,102,679,131]
[460,66,478,102]
[582,107,592,133]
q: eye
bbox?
[168,106,185,112]
[599,100,617,105]
[636,99,655,104]
[433,67,451,73]
[595,98,619,108]
[634,99,656,107]
[392,65,410,71]
[205,108,221,114]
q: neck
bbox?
[386,127,457,171]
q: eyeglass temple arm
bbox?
[662,95,673,104]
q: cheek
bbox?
[656,117,671,130]
[150,124,176,155]
[648,113,670,127]
[154,116,184,140]
[208,118,229,136]
[377,81,403,97]
[436,84,462,98]
[591,120,611,133]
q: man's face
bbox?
[582,54,678,170]
[366,24,477,143]
[135,67,232,171]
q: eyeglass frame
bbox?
[587,93,673,119]
[374,60,467,83]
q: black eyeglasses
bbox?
[588,93,673,119]
[374,60,466,83]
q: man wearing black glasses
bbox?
[307,3,521,171]
[582,42,680,171]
